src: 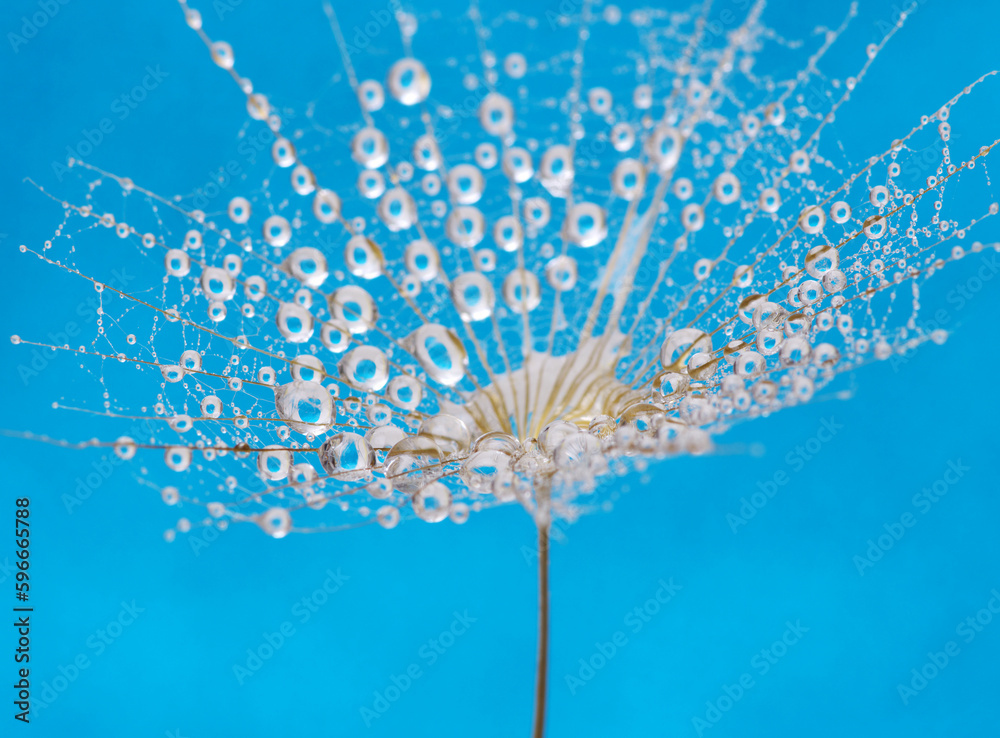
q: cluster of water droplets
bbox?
[13,0,999,540]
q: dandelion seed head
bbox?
[14,0,1000,539]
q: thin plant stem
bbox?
[532,521,550,738]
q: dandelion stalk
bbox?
[532,520,550,738]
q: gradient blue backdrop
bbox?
[1,0,999,736]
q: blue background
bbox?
[1,0,999,736]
